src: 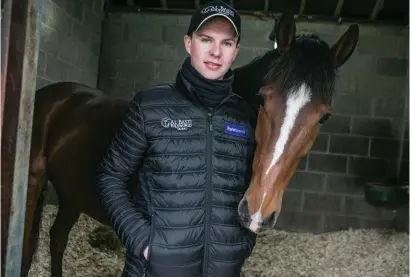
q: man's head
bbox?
[184,1,241,80]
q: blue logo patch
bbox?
[224,122,247,138]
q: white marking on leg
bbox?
[265,84,311,175]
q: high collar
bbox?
[176,57,234,109]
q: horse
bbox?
[0,11,359,277]
[237,12,359,233]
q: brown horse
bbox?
[2,12,359,277]
[238,13,359,232]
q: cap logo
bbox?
[201,6,235,17]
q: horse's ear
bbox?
[330,24,359,68]
[275,11,296,54]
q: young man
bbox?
[96,1,257,276]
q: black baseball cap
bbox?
[187,1,241,38]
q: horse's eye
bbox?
[319,113,332,124]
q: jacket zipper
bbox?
[202,93,234,277]
[203,111,213,277]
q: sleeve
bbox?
[95,93,150,259]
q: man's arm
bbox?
[96,93,150,259]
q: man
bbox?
[96,1,257,276]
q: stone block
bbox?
[334,75,356,96]
[355,75,406,97]
[138,43,183,63]
[298,156,307,170]
[323,215,362,232]
[370,138,400,159]
[362,219,393,229]
[275,211,323,233]
[40,23,60,58]
[239,27,276,49]
[356,35,401,58]
[303,192,343,213]
[162,25,188,46]
[116,61,156,80]
[376,58,408,77]
[308,154,348,173]
[311,133,328,152]
[72,19,92,45]
[320,115,350,134]
[348,157,388,180]
[329,135,369,156]
[351,117,403,139]
[371,97,406,118]
[45,57,70,81]
[102,20,124,44]
[325,174,366,195]
[344,195,382,217]
[155,61,182,83]
[99,77,135,98]
[281,189,303,212]
[288,171,325,191]
[332,95,372,116]
[122,21,163,44]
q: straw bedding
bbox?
[28,205,409,277]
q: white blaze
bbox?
[265,84,311,175]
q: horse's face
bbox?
[238,12,359,233]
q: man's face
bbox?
[184,18,239,80]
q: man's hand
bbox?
[143,246,149,260]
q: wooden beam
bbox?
[2,0,43,275]
[298,0,306,16]
[333,0,344,17]
[370,0,384,20]
[160,0,167,9]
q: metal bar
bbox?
[2,0,43,276]
[229,0,234,8]
[298,0,306,16]
[333,0,345,17]
[194,0,200,9]
[264,0,269,11]
[370,0,384,20]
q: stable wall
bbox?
[99,12,409,233]
[36,0,105,90]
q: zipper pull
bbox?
[208,113,213,131]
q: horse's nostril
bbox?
[263,212,276,226]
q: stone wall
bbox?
[36,0,105,90]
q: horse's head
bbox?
[238,12,359,233]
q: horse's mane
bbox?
[265,34,337,103]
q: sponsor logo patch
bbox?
[224,122,247,137]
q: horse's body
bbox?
[1,12,359,277]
